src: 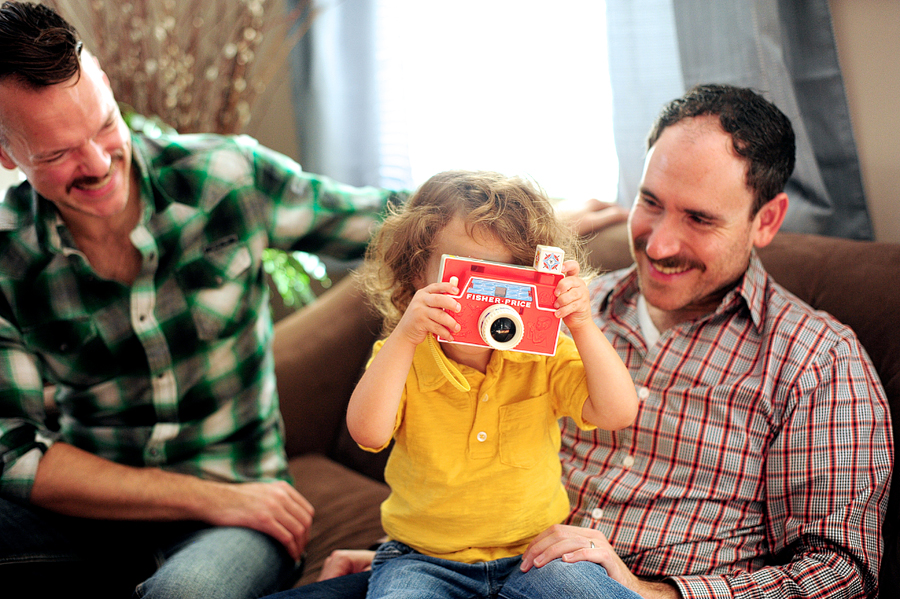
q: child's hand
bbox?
[554,261,593,332]
[394,277,462,346]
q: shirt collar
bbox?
[412,336,545,393]
[729,252,768,332]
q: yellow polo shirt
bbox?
[362,334,594,563]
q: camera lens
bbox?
[478,304,525,351]
[490,318,517,343]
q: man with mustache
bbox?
[0,2,406,597]
[517,84,892,598]
[272,85,892,599]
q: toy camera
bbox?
[437,246,565,356]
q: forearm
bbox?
[346,335,415,449]
[30,442,219,521]
[666,553,871,599]
[635,580,680,599]
[568,323,638,430]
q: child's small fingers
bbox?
[429,294,461,313]
[555,285,583,307]
[561,260,580,276]
[424,278,460,296]
[435,311,461,332]
[431,314,461,340]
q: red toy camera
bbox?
[437,246,566,356]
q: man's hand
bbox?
[555,198,629,237]
[200,480,315,562]
[521,524,680,599]
[317,549,376,581]
[31,443,315,561]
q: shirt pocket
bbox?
[175,237,255,341]
[499,394,553,469]
[21,316,117,385]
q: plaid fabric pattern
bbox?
[562,255,892,599]
[0,132,404,500]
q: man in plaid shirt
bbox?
[518,85,892,598]
[280,86,892,599]
[0,2,405,597]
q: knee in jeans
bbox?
[502,559,618,599]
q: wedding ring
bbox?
[589,540,595,549]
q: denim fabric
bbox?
[134,526,298,599]
[363,540,641,599]
[0,497,298,598]
[264,572,372,599]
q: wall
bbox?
[829,0,900,243]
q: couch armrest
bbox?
[273,275,382,459]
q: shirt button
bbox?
[481,394,489,402]
[622,455,635,468]
[476,431,487,442]
[591,507,604,520]
[637,386,650,400]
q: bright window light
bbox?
[376,0,617,204]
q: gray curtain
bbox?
[289,0,384,187]
[608,0,873,239]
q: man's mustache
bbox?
[68,151,124,191]
[633,236,705,272]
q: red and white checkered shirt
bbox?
[562,255,892,599]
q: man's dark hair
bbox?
[0,1,82,88]
[647,84,796,215]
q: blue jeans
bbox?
[0,497,299,598]
[264,572,371,599]
[365,541,641,599]
[265,543,645,599]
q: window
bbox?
[375,0,617,204]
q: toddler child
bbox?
[348,170,640,599]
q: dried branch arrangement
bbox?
[46,0,316,134]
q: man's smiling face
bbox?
[0,53,133,223]
[628,115,764,328]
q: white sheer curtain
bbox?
[291,0,619,204]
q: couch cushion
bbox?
[289,454,389,586]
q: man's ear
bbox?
[751,192,789,249]
[0,143,18,171]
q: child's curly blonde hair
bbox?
[358,170,589,334]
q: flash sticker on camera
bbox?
[437,249,564,356]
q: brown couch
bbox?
[271,222,900,594]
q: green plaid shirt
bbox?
[0,132,404,501]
